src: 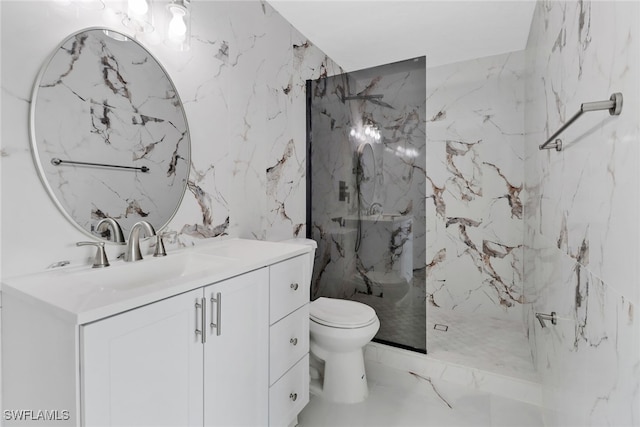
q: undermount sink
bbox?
[61,251,237,293]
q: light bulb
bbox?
[168,7,187,39]
[350,129,356,137]
[364,126,371,136]
[129,0,148,15]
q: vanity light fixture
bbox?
[123,0,154,34]
[166,0,191,51]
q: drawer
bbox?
[270,304,309,385]
[270,255,310,324]
[269,354,309,427]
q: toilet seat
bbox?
[310,297,377,329]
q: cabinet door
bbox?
[81,289,204,427]
[204,269,269,427]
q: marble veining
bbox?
[426,51,525,322]
[1,1,341,277]
[32,29,190,239]
[524,1,640,425]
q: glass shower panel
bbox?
[307,57,426,353]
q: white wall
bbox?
[0,0,341,279]
[524,1,640,425]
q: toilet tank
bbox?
[281,238,317,272]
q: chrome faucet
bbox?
[96,217,126,244]
[124,221,156,262]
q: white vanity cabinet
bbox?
[81,268,269,427]
[268,255,311,427]
[81,288,205,426]
[1,239,312,427]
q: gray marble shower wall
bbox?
[308,58,426,321]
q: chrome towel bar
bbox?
[539,92,623,151]
[51,157,150,172]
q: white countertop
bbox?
[1,238,312,325]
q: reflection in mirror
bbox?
[356,142,376,209]
[30,28,190,241]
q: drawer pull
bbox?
[290,337,298,346]
[290,283,299,291]
[289,392,298,402]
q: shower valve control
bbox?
[535,311,557,328]
[339,180,350,203]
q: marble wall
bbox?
[524,1,640,425]
[1,0,341,278]
[426,51,525,322]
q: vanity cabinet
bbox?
[268,256,310,427]
[1,239,312,427]
[81,268,269,427]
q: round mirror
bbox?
[30,28,190,241]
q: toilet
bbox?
[282,238,380,404]
[309,297,380,403]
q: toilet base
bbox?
[310,347,370,404]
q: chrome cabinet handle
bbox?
[290,337,298,346]
[290,283,299,291]
[289,392,297,402]
[195,299,205,343]
[210,292,222,336]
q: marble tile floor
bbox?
[298,362,544,427]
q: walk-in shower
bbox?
[306,57,426,353]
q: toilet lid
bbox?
[310,297,377,328]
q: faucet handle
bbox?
[153,233,167,257]
[77,241,110,268]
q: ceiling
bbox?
[268,0,537,71]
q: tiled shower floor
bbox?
[352,292,427,352]
[427,309,537,382]
[351,293,537,382]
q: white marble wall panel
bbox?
[0,0,341,277]
[524,1,640,425]
[426,51,525,322]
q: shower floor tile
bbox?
[352,292,426,352]
[427,309,537,382]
